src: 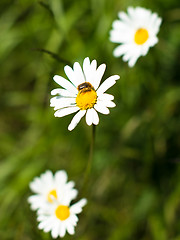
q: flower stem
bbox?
[81,124,96,193]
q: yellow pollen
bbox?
[55,205,70,221]
[47,189,57,203]
[76,82,97,110]
[134,28,149,45]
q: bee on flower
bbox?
[110,6,162,67]
[28,170,87,238]
[50,57,120,131]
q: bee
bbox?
[77,82,94,92]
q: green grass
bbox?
[0,0,180,239]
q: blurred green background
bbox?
[0,0,180,239]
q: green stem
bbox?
[81,125,96,193]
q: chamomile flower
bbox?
[28,170,77,211]
[50,57,120,131]
[37,195,87,238]
[110,6,162,67]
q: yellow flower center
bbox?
[76,82,97,110]
[134,28,149,45]
[47,189,57,203]
[55,205,70,221]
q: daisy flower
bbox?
[37,194,87,238]
[28,170,78,211]
[110,6,162,67]
[50,57,120,131]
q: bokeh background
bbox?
[0,0,180,239]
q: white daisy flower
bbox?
[37,196,87,238]
[28,170,78,211]
[110,6,162,67]
[50,57,120,131]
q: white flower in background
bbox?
[50,57,120,131]
[37,196,87,238]
[110,6,162,67]
[28,170,77,211]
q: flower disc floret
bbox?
[47,189,57,203]
[55,205,70,221]
[134,28,149,45]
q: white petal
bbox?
[38,216,54,230]
[102,100,116,108]
[110,30,131,44]
[54,106,79,118]
[50,96,63,105]
[61,188,78,206]
[66,181,75,189]
[154,17,162,34]
[70,215,78,225]
[111,20,127,31]
[64,65,81,88]
[127,6,136,19]
[98,93,114,101]
[29,178,42,194]
[53,75,78,94]
[94,102,110,115]
[38,220,47,229]
[83,57,91,76]
[113,44,129,57]
[44,225,53,233]
[73,62,85,84]
[90,60,97,73]
[50,97,76,110]
[92,108,99,125]
[85,109,93,126]
[59,222,66,238]
[67,224,75,235]
[53,100,76,111]
[97,75,119,95]
[149,13,159,27]
[122,52,132,62]
[37,205,54,215]
[41,170,54,187]
[28,195,44,210]
[128,55,139,67]
[68,110,86,131]
[141,44,149,56]
[124,47,141,65]
[83,58,97,85]
[51,221,60,238]
[93,64,106,90]
[118,11,131,24]
[54,170,67,184]
[148,36,158,47]
[51,88,76,97]
[70,198,87,214]
[37,214,48,222]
